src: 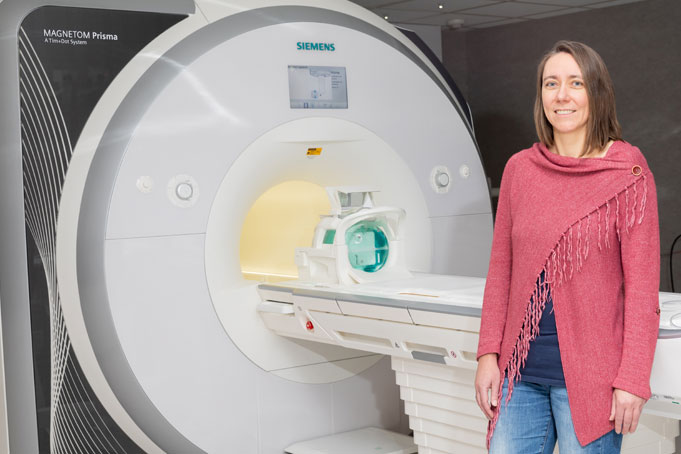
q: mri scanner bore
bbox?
[2,0,679,453]
[240,181,331,283]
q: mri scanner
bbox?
[0,0,679,453]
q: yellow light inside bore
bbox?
[240,181,330,282]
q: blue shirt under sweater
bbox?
[519,278,566,386]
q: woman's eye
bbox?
[544,81,557,88]
[572,80,584,87]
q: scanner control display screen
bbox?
[288,65,348,109]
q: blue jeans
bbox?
[489,379,622,454]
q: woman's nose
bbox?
[557,83,569,101]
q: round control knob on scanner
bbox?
[430,165,451,194]
[167,174,199,207]
[176,182,194,200]
[436,172,449,187]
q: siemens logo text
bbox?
[297,42,335,51]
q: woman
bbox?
[475,40,660,454]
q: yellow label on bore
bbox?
[307,147,322,156]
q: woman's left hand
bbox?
[609,388,646,434]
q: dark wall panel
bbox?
[443,0,681,291]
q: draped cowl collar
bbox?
[529,140,641,174]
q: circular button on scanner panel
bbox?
[167,175,199,208]
[136,176,154,193]
[175,182,194,200]
[430,165,451,194]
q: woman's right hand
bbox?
[475,353,500,420]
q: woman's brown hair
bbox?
[534,40,622,157]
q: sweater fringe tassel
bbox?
[486,173,648,448]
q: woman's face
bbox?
[542,52,589,137]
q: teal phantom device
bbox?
[296,187,411,285]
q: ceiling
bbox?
[350,0,648,29]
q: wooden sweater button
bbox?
[632,165,642,176]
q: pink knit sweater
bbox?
[477,141,660,447]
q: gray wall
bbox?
[443,0,681,292]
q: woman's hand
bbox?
[609,388,646,434]
[475,353,500,420]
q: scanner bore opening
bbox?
[240,180,329,283]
